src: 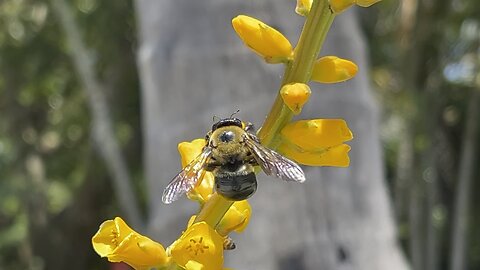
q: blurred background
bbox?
[0,0,479,269]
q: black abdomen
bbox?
[215,163,257,201]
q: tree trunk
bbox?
[450,86,480,270]
[135,1,409,269]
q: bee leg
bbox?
[205,130,212,142]
[205,157,221,171]
[245,122,256,133]
[245,152,258,166]
[223,236,236,250]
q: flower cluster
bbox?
[92,0,382,269]
[231,4,361,165]
[92,139,250,270]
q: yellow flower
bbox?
[278,119,353,167]
[280,83,311,115]
[295,0,313,16]
[311,56,358,83]
[216,200,252,236]
[330,0,382,13]
[232,15,293,63]
[170,222,224,270]
[178,139,215,203]
[92,217,168,270]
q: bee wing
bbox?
[162,147,212,204]
[244,135,306,183]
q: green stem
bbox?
[258,0,335,148]
[194,193,234,228]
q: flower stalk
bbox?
[258,0,335,148]
[194,193,234,228]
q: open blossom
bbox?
[91,217,168,270]
[169,222,224,270]
[279,119,353,167]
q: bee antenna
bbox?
[230,109,240,118]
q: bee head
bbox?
[209,118,245,147]
[211,118,242,132]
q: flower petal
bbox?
[232,15,293,63]
[278,143,351,167]
[217,200,251,236]
[109,233,169,269]
[280,119,353,150]
[311,56,358,83]
[178,139,215,203]
[185,260,205,270]
[178,139,206,167]
[92,217,168,270]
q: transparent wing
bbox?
[244,134,305,183]
[162,147,212,204]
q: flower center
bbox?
[110,229,119,247]
[185,236,209,256]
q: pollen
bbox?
[110,229,119,246]
[186,237,210,256]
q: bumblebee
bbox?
[162,118,306,204]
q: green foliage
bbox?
[0,0,141,269]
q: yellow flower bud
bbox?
[295,0,313,16]
[311,56,358,83]
[278,119,353,167]
[330,0,382,13]
[356,0,382,7]
[92,217,169,270]
[232,15,293,63]
[178,139,215,203]
[170,222,224,270]
[280,83,311,115]
[216,200,251,236]
[330,0,355,13]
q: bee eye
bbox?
[219,131,235,143]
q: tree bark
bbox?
[135,1,408,269]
